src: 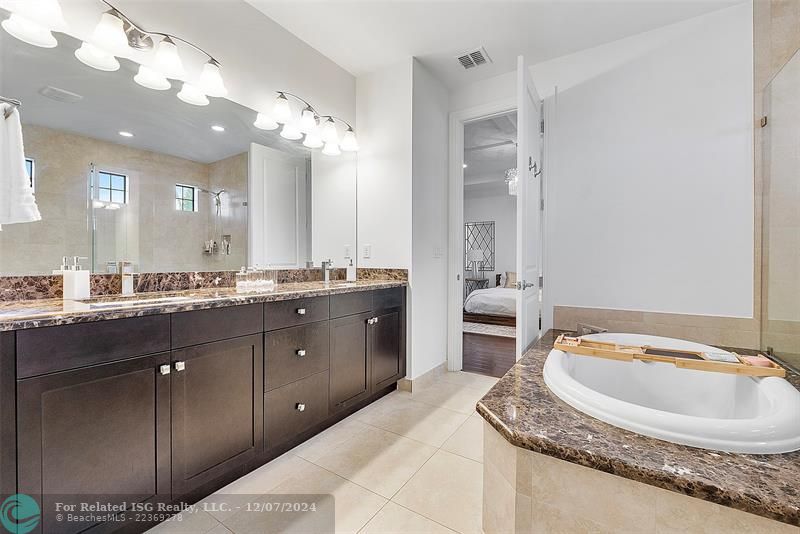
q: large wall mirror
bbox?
[0,28,357,276]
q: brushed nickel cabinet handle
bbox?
[296,403,306,412]
[296,349,306,357]
[175,361,186,372]
[297,308,306,315]
[159,364,171,375]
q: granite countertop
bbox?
[0,280,406,331]
[477,330,800,527]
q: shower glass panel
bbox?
[761,48,800,369]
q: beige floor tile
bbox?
[436,371,499,393]
[146,508,221,533]
[392,450,483,534]
[359,502,457,534]
[305,423,438,498]
[292,418,372,463]
[354,393,469,447]
[409,380,488,414]
[223,458,386,534]
[207,525,233,534]
[441,415,484,463]
[214,452,307,495]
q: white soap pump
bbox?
[56,256,90,300]
[346,257,357,282]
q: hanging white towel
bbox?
[0,104,40,225]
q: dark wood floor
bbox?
[462,332,516,378]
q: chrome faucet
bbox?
[322,259,334,283]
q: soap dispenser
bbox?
[346,258,357,282]
[60,256,90,300]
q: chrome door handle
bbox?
[174,361,186,372]
[516,281,536,290]
[296,308,306,315]
[296,349,306,357]
[296,403,306,412]
[159,364,171,375]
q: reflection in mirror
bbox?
[0,27,356,276]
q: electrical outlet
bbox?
[433,246,444,258]
[363,244,372,259]
[344,245,352,258]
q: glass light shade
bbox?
[177,83,209,106]
[298,108,317,134]
[198,61,227,98]
[322,142,341,156]
[134,65,170,90]
[280,122,303,141]
[90,12,128,55]
[340,128,360,152]
[303,130,324,149]
[321,118,339,144]
[74,42,120,71]
[254,113,278,131]
[273,93,292,123]
[7,0,67,31]
[152,37,184,79]
[1,14,56,48]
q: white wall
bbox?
[547,3,754,318]
[449,70,516,112]
[464,182,516,285]
[356,59,414,269]
[410,59,449,379]
[311,152,357,267]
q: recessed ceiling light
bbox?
[119,131,134,137]
[211,125,225,132]
[463,163,468,168]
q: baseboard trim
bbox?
[398,362,446,392]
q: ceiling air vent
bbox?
[457,47,492,70]
[39,86,83,103]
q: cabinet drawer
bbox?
[373,287,404,311]
[265,370,329,450]
[265,322,330,391]
[264,296,329,331]
[16,315,170,378]
[172,304,263,349]
[330,290,372,318]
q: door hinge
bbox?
[760,116,768,128]
[540,198,545,211]
[540,118,545,135]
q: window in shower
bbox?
[97,171,128,204]
[175,184,199,212]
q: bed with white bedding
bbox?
[464,286,517,324]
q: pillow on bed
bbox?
[499,273,506,287]
[504,271,517,288]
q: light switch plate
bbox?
[344,244,352,258]
[363,244,372,259]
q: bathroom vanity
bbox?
[0,281,406,533]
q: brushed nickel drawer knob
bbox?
[175,361,186,372]
[297,308,306,315]
[296,349,306,357]
[159,364,171,375]
[296,403,306,412]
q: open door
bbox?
[515,56,543,358]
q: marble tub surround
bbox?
[0,268,407,301]
[0,279,407,331]
[477,330,800,527]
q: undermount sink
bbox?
[78,295,194,308]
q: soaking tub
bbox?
[543,333,800,454]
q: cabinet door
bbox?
[17,353,171,534]
[329,312,372,411]
[171,334,263,497]
[370,310,405,390]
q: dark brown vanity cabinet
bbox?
[170,334,263,497]
[330,311,374,411]
[16,353,172,534]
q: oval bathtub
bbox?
[543,333,800,454]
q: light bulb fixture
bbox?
[303,129,324,149]
[118,131,134,137]
[89,11,129,55]
[211,125,225,132]
[177,83,209,106]
[320,117,339,145]
[340,127,359,152]
[273,93,293,124]
[322,142,341,156]
[198,60,227,98]
[1,13,57,48]
[280,122,303,141]
[134,64,170,90]
[75,41,120,71]
[152,36,184,79]
[254,113,279,131]
[299,107,318,134]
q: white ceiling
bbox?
[0,23,309,164]
[245,0,741,89]
[464,111,516,186]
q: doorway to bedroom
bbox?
[461,111,518,377]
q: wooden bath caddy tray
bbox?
[553,334,786,378]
